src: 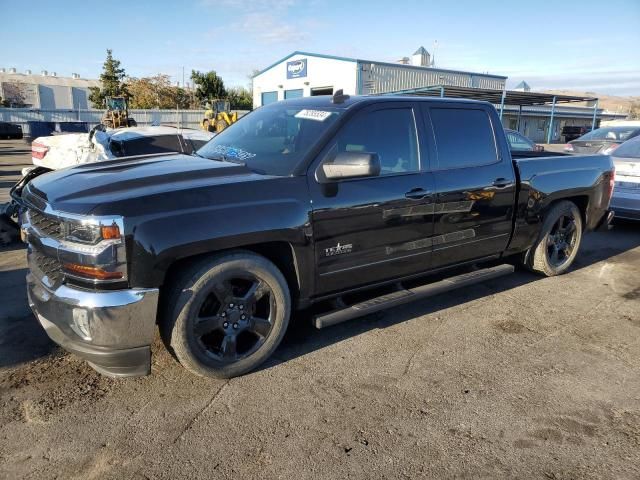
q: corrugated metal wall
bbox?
[71,87,90,110]
[360,63,505,94]
[0,109,249,136]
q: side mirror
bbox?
[322,151,380,181]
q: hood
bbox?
[28,153,263,215]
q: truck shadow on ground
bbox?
[268,223,640,372]
[0,247,57,369]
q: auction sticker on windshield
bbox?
[295,109,333,122]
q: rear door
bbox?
[308,102,436,295]
[422,104,516,269]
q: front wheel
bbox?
[161,252,291,378]
[526,200,583,276]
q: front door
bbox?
[422,104,517,269]
[308,103,436,296]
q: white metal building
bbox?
[0,68,99,109]
[252,48,507,108]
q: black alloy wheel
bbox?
[193,273,275,363]
[161,251,291,378]
[526,200,583,277]
[546,213,578,268]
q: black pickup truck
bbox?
[22,93,614,379]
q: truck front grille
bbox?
[28,209,63,240]
[31,247,64,286]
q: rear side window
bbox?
[332,108,419,175]
[506,131,534,151]
[429,108,497,169]
[122,134,183,156]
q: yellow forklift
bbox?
[201,99,237,133]
[102,97,137,129]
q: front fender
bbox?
[125,177,313,294]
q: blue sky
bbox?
[1,0,639,95]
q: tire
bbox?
[526,200,583,276]
[160,251,291,378]
[215,119,227,133]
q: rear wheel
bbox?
[161,251,291,378]
[526,200,582,276]
[215,119,228,132]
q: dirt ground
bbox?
[1,139,639,479]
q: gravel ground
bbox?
[1,139,639,479]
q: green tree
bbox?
[128,74,191,109]
[190,70,226,105]
[89,49,129,108]
[227,86,253,110]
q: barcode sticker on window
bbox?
[295,109,332,122]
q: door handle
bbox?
[492,178,510,188]
[405,188,430,200]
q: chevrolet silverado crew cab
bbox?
[22,93,615,379]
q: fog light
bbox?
[71,308,92,340]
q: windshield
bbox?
[578,127,639,142]
[197,103,342,175]
[613,136,640,158]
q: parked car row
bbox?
[562,125,640,221]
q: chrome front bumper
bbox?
[27,273,159,377]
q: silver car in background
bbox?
[611,136,640,220]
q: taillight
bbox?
[564,143,574,152]
[601,144,619,155]
[608,169,615,200]
[32,142,49,160]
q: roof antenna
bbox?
[332,89,350,104]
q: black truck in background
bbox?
[22,94,614,379]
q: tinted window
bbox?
[197,103,342,176]
[331,108,419,175]
[123,135,182,156]
[506,131,534,151]
[429,108,497,169]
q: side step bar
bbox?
[313,264,514,329]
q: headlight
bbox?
[61,218,121,245]
[57,216,127,283]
